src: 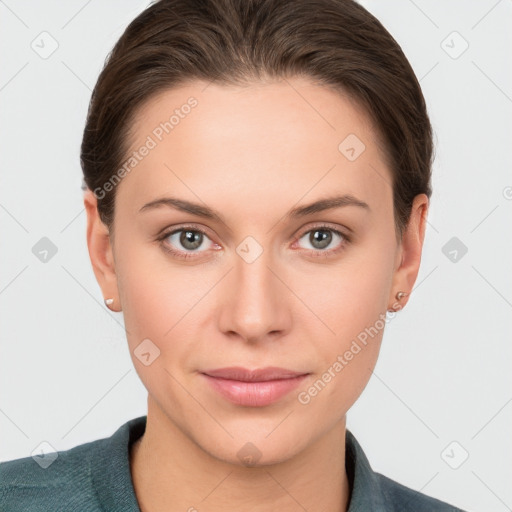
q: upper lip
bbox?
[201,366,309,382]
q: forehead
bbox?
[116,78,392,218]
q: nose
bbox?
[217,244,292,344]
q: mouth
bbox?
[200,366,310,407]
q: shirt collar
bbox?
[91,415,145,511]
[345,428,386,510]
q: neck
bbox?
[130,398,350,512]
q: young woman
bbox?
[0,0,469,510]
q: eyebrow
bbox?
[138,194,370,223]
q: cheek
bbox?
[295,241,394,401]
[115,244,213,376]
[114,242,177,353]
[300,247,394,343]
[297,274,387,416]
[115,235,188,326]
[116,264,190,404]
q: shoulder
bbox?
[0,416,145,512]
[344,428,469,512]
[375,471,467,512]
[0,436,105,512]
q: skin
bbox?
[84,77,428,512]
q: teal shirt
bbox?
[0,415,468,511]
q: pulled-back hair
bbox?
[81,0,434,241]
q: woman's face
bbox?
[85,77,427,465]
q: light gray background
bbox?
[1,1,511,511]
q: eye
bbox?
[294,224,350,257]
[157,223,351,260]
[157,226,218,260]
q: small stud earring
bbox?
[387,291,409,313]
[104,298,114,306]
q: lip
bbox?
[200,366,310,407]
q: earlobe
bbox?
[387,194,429,312]
[83,189,121,311]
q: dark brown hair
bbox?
[80,0,433,241]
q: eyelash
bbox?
[156,223,351,260]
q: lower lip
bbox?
[201,373,309,407]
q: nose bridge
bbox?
[221,237,287,341]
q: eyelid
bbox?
[156,222,213,239]
[295,221,351,240]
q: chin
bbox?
[194,422,312,468]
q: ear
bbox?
[388,193,429,311]
[83,189,121,312]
